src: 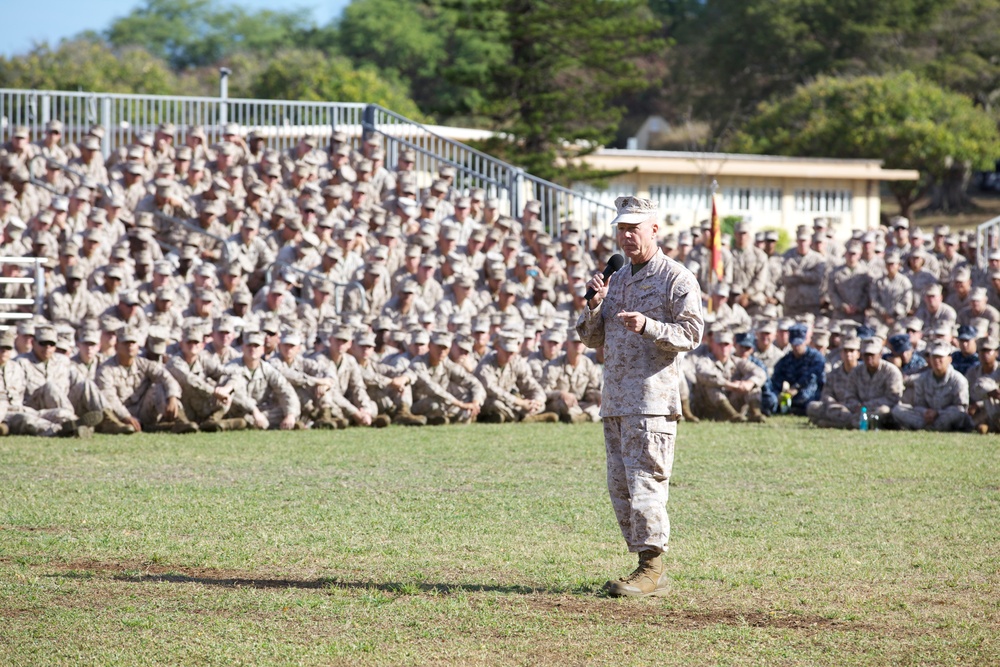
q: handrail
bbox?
[0,256,49,320]
[150,211,233,264]
[27,154,114,200]
[976,215,1000,269]
[265,259,358,313]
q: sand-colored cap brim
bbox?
[610,211,653,226]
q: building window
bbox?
[794,189,853,213]
[720,187,782,212]
[649,185,782,212]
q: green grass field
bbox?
[1,418,997,666]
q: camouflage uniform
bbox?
[691,353,766,419]
[95,355,183,428]
[221,357,301,427]
[540,352,603,422]
[474,349,546,422]
[577,248,704,554]
[891,365,970,431]
[410,353,487,422]
[806,360,857,429]
[848,360,904,422]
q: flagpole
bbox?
[708,180,720,313]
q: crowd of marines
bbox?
[0,119,996,436]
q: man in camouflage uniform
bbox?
[729,219,769,317]
[348,330,426,426]
[781,229,827,317]
[967,335,1000,434]
[691,329,767,423]
[410,330,486,425]
[847,338,905,427]
[16,325,109,435]
[540,328,603,423]
[221,330,301,430]
[0,329,80,437]
[268,331,348,429]
[165,325,243,431]
[95,326,196,433]
[891,342,971,432]
[474,330,555,424]
[578,197,704,598]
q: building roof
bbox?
[585,148,920,182]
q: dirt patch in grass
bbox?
[37,558,873,634]
[493,595,860,633]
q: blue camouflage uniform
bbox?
[771,325,826,415]
[951,351,979,376]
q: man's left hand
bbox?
[616,311,646,334]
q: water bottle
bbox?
[859,406,869,431]
[779,392,791,414]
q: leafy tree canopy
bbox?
[730,72,1000,215]
[246,49,425,120]
[0,39,178,94]
[106,0,319,69]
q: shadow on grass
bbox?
[94,571,603,596]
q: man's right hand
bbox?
[354,410,373,426]
[126,416,142,433]
[586,273,608,309]
[252,409,269,430]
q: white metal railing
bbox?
[1,89,616,238]
[976,216,1000,268]
[0,88,367,156]
[0,257,49,327]
[362,104,616,238]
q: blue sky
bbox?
[2,0,351,58]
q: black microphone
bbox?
[585,253,625,301]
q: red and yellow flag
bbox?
[710,192,723,281]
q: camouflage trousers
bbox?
[370,385,413,416]
[123,384,173,428]
[603,415,676,554]
[411,396,473,422]
[806,401,890,429]
[692,387,761,420]
[891,404,971,431]
[545,394,600,422]
[973,398,1000,432]
[181,393,229,423]
[27,380,106,419]
[0,403,75,436]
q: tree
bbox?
[334,0,508,119]
[0,39,178,94]
[729,72,1000,217]
[106,0,318,70]
[246,49,425,120]
[456,0,664,182]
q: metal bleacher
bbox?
[1,87,616,308]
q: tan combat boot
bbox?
[570,413,591,424]
[747,406,768,424]
[426,412,449,426]
[313,408,340,430]
[95,409,136,435]
[393,409,427,426]
[372,414,392,428]
[716,398,747,423]
[522,411,559,423]
[681,397,700,423]
[607,550,670,598]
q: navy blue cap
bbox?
[888,333,911,355]
[788,323,808,346]
[957,324,977,341]
[856,325,876,340]
[734,331,754,348]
